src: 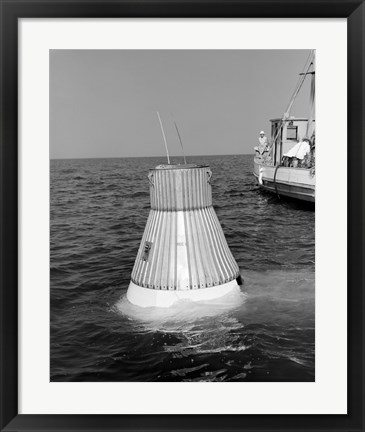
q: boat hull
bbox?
[253,158,315,203]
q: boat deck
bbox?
[253,158,315,203]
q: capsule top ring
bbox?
[152,163,209,171]
[149,164,213,211]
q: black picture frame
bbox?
[1,1,364,431]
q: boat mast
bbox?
[284,53,314,119]
[306,59,316,138]
[268,51,315,161]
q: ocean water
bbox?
[50,154,315,382]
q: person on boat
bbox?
[310,141,316,175]
[298,138,313,168]
[258,131,269,154]
[304,138,315,169]
[310,137,316,170]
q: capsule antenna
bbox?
[157,111,170,164]
[173,121,187,164]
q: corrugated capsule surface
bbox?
[129,164,240,291]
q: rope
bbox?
[285,51,313,115]
[306,73,316,137]
[273,165,281,199]
[267,50,315,159]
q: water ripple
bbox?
[51,155,315,382]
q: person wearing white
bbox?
[258,131,269,154]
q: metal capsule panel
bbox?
[130,165,239,291]
[130,209,239,291]
[149,166,213,211]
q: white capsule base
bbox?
[126,279,239,308]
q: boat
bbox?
[253,51,316,203]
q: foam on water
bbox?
[113,285,247,329]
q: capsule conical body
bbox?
[127,164,241,307]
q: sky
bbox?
[50,49,312,159]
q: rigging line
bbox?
[268,52,315,157]
[285,50,313,112]
[285,58,314,116]
[306,72,316,137]
[157,111,170,165]
[273,165,281,199]
[173,121,187,164]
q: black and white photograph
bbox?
[50,49,315,383]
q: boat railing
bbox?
[254,147,273,166]
[255,151,316,171]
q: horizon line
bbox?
[50,153,254,161]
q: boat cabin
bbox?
[270,117,315,166]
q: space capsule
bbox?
[127,163,242,307]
